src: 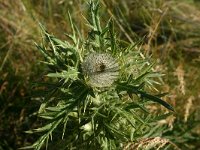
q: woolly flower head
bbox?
[82,52,119,87]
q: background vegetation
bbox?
[0,0,200,149]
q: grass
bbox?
[0,0,200,149]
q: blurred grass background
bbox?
[0,0,200,149]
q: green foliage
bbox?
[23,1,174,150]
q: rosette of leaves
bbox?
[23,1,174,150]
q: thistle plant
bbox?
[23,1,174,150]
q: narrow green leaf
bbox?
[138,90,174,111]
[46,68,79,81]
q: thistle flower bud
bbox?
[82,53,119,87]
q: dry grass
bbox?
[184,96,194,122]
[124,137,180,150]
[0,0,40,74]
[174,64,185,95]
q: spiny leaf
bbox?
[138,90,174,111]
[46,68,79,81]
[117,83,174,111]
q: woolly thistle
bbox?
[82,53,119,87]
